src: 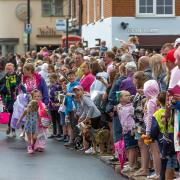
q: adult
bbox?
[0,57,5,80]
[23,63,49,105]
[138,56,152,80]
[90,61,109,102]
[120,61,137,96]
[73,85,101,153]
[0,63,21,136]
[80,62,95,93]
[161,43,174,57]
[149,54,167,91]
[74,51,84,80]
[120,53,134,63]
[38,63,49,87]
[103,51,115,74]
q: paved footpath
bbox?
[0,126,126,180]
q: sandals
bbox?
[133,169,148,177]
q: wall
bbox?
[82,16,180,49]
[82,17,112,48]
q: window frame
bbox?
[136,0,175,17]
[42,0,64,17]
[100,0,104,19]
[86,0,90,24]
[94,0,96,23]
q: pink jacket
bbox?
[143,80,159,135]
[80,73,95,93]
[117,103,135,134]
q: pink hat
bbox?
[43,51,49,57]
[73,85,83,91]
[143,80,159,98]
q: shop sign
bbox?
[127,28,159,33]
[56,19,66,31]
[37,26,62,38]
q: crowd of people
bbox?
[0,36,180,180]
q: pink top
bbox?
[107,62,114,74]
[144,97,158,135]
[169,66,180,89]
[80,73,95,93]
[117,103,135,134]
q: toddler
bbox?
[117,90,137,173]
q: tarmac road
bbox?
[0,129,126,180]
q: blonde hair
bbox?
[27,100,39,112]
[5,63,14,71]
[149,54,166,79]
[23,63,35,73]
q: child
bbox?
[48,73,62,139]
[58,80,68,142]
[31,89,49,152]
[17,100,39,154]
[64,70,79,147]
[132,71,149,177]
[120,36,139,54]
[150,92,176,180]
[143,80,161,179]
[117,90,138,173]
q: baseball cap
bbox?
[73,85,83,91]
[162,49,176,63]
[174,38,180,48]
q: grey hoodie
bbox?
[79,94,101,120]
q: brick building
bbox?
[0,0,82,56]
[82,0,180,49]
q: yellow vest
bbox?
[153,109,174,133]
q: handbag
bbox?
[38,101,51,128]
[0,112,10,124]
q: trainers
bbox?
[48,134,56,139]
[147,173,159,179]
[27,146,34,154]
[63,135,69,142]
[85,147,96,154]
[56,136,64,141]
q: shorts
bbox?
[166,155,178,169]
[124,131,138,150]
[66,111,77,128]
[60,112,65,126]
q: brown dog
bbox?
[92,128,110,155]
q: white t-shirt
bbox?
[169,66,180,89]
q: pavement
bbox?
[0,125,126,180]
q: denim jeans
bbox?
[112,114,122,143]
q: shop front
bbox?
[0,38,19,57]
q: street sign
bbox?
[23,32,28,44]
[56,19,66,31]
[25,23,32,34]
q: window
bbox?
[136,0,175,17]
[42,0,63,17]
